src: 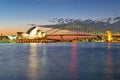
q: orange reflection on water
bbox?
[42,43,47,64]
[70,43,78,80]
[28,43,39,80]
[106,43,114,80]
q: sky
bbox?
[0,0,120,35]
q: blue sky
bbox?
[0,0,120,34]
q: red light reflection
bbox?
[70,43,78,80]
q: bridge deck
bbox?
[47,35,97,41]
[46,34,95,36]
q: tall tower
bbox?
[106,30,112,42]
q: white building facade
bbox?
[17,26,46,39]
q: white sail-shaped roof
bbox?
[26,26,38,38]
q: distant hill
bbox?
[40,16,120,33]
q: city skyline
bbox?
[0,0,120,35]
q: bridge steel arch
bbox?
[45,24,105,36]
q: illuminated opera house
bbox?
[17,26,46,39]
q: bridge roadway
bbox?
[46,33,100,36]
[46,34,120,41]
[46,34,98,41]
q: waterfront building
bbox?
[7,36,17,40]
[17,26,46,39]
[106,30,112,42]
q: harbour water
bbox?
[0,42,120,80]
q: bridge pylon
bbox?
[106,30,112,42]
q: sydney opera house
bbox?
[17,26,46,39]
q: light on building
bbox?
[106,30,112,42]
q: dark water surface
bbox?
[0,42,120,80]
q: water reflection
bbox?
[27,43,39,80]
[106,43,114,80]
[70,43,78,80]
[41,43,48,79]
[42,43,47,64]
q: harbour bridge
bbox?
[16,24,117,43]
[42,24,106,42]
